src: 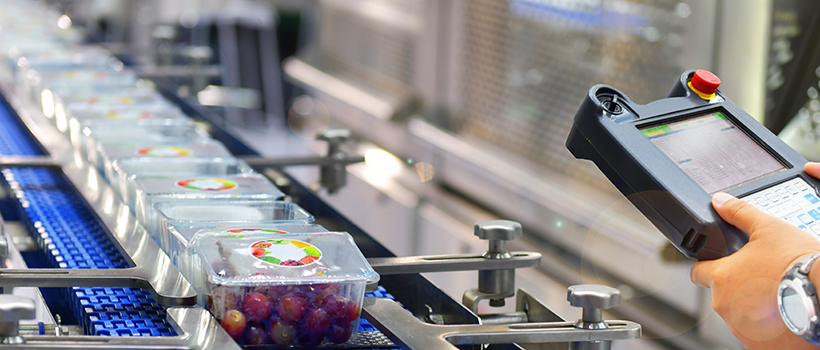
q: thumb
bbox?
[712,192,782,238]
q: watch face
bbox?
[782,286,809,331]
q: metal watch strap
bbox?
[795,253,820,277]
[783,253,820,344]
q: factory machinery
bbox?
[0,0,813,349]
[0,1,651,349]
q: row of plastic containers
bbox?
[0,1,378,346]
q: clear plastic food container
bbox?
[67,105,188,145]
[34,69,138,114]
[52,87,169,132]
[80,120,210,165]
[113,158,254,207]
[155,200,314,255]
[190,230,379,345]
[14,47,116,94]
[168,224,327,286]
[98,140,233,192]
[132,174,285,238]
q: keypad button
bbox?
[804,194,820,204]
[810,223,820,234]
[799,214,814,225]
[782,201,802,216]
[755,197,770,207]
[767,193,780,202]
[799,225,809,231]
[777,189,789,198]
[810,210,820,221]
[787,186,799,194]
[797,182,809,191]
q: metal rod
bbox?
[240,155,365,168]
[367,252,541,275]
[0,157,60,168]
[0,268,196,307]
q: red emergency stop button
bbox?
[691,70,720,95]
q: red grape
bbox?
[297,307,331,347]
[221,309,247,340]
[277,292,309,321]
[304,308,331,334]
[253,285,290,304]
[314,284,339,305]
[321,294,360,322]
[269,319,296,345]
[327,323,354,343]
[244,321,268,345]
[241,292,272,321]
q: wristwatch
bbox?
[778,253,820,344]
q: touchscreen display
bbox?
[641,112,785,193]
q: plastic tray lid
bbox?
[156,200,313,226]
[173,224,328,247]
[193,230,380,286]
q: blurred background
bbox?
[32,0,820,348]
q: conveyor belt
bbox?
[0,91,404,348]
[0,94,177,337]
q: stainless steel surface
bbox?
[368,251,540,275]
[567,285,622,350]
[363,297,641,350]
[1,220,55,326]
[0,295,35,342]
[16,308,240,350]
[319,128,353,194]
[282,57,417,122]
[0,73,197,307]
[516,289,569,350]
[241,128,365,192]
[475,220,523,243]
[479,311,529,325]
[0,157,59,168]
[464,220,525,310]
[567,285,622,323]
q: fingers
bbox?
[691,260,718,288]
[712,192,781,237]
[806,162,820,179]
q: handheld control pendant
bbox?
[566,70,820,260]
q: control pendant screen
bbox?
[641,112,786,193]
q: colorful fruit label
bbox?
[106,110,153,120]
[86,95,133,105]
[176,178,237,191]
[224,228,286,236]
[136,146,191,157]
[249,239,322,267]
[62,70,109,81]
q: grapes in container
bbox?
[190,230,379,346]
[170,224,327,288]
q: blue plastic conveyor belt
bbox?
[0,94,176,336]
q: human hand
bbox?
[690,163,820,349]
